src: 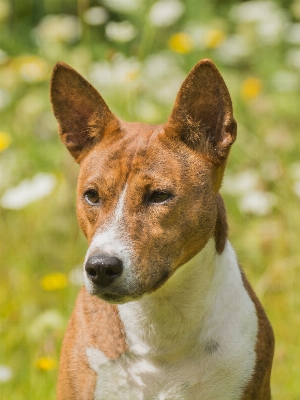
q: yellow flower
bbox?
[241,77,262,100]
[205,29,225,49]
[168,32,193,54]
[36,357,56,371]
[0,132,12,152]
[41,273,67,291]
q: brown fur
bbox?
[214,194,228,254]
[57,289,128,398]
[50,59,274,399]
[75,123,222,302]
[51,62,119,163]
[241,272,275,399]
[168,59,237,164]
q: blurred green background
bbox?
[0,0,300,398]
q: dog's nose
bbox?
[85,255,123,287]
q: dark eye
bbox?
[84,189,100,205]
[148,191,172,204]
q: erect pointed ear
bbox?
[50,62,118,163]
[167,59,237,164]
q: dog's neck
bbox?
[118,239,244,360]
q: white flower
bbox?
[286,23,300,44]
[0,365,12,382]
[105,21,137,42]
[83,7,108,26]
[89,55,141,88]
[255,11,287,44]
[0,88,11,110]
[19,57,48,82]
[33,14,81,44]
[69,265,84,286]
[222,170,261,196]
[144,52,173,79]
[18,90,45,117]
[102,0,142,13]
[28,310,65,340]
[186,24,208,49]
[290,163,300,198]
[154,78,183,104]
[239,191,276,216]
[89,61,112,86]
[149,0,184,27]
[290,162,300,180]
[143,52,180,79]
[271,71,299,92]
[135,99,161,122]
[265,127,293,150]
[294,180,300,198]
[0,48,8,64]
[230,1,279,23]
[261,161,283,182]
[230,1,288,44]
[286,48,300,70]
[142,52,185,104]
[215,34,251,65]
[1,173,56,210]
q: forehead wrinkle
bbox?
[101,124,154,181]
[81,123,163,194]
[126,125,164,173]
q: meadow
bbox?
[0,0,300,398]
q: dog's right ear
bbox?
[50,62,118,163]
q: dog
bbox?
[51,59,274,399]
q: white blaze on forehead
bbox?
[84,184,132,269]
[114,185,127,221]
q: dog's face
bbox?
[51,60,236,303]
[76,122,217,302]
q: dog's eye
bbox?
[148,191,172,204]
[84,189,100,205]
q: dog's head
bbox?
[50,59,236,303]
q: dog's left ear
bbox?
[167,59,237,164]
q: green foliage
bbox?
[0,0,300,398]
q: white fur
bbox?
[83,186,132,293]
[87,239,258,399]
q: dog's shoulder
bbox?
[57,288,127,399]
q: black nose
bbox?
[85,255,123,287]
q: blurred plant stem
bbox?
[138,11,156,60]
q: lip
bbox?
[98,293,127,304]
[95,291,141,304]
[85,280,131,303]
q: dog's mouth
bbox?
[96,291,142,304]
[86,268,172,304]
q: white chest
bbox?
[87,341,256,400]
[86,241,258,399]
[87,347,194,399]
